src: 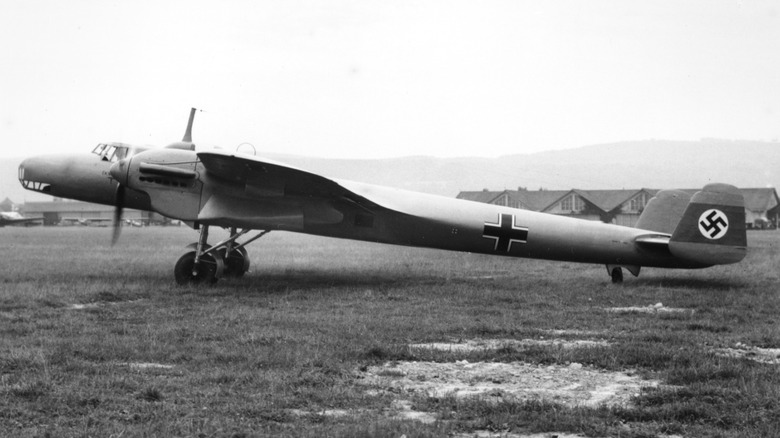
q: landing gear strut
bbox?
[174,225,224,285]
[173,225,270,285]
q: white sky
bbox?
[1,0,779,159]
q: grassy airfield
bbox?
[1,226,779,437]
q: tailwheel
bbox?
[174,251,225,285]
[219,246,250,277]
[610,266,624,284]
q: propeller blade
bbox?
[112,184,125,246]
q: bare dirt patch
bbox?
[67,303,100,310]
[360,360,658,408]
[605,303,693,314]
[451,432,588,438]
[542,329,606,337]
[292,338,656,427]
[410,338,609,352]
[67,299,145,310]
[714,343,780,364]
[121,362,175,371]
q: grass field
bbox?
[1,226,779,437]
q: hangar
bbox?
[1,197,17,213]
[21,199,167,226]
[457,187,779,229]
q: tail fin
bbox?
[668,183,747,266]
[635,189,692,234]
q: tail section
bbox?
[635,189,692,235]
[668,183,747,266]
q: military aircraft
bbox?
[0,211,43,227]
[18,109,747,285]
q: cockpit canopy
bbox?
[91,143,144,162]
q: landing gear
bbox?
[174,251,223,285]
[173,225,270,285]
[219,246,249,277]
[610,266,623,284]
[605,264,640,284]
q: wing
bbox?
[198,151,381,206]
[196,151,389,229]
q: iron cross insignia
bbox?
[483,213,529,252]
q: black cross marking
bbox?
[699,210,728,238]
[483,213,528,252]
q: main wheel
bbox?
[174,251,225,285]
[218,247,250,277]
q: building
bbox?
[457,187,778,229]
[738,188,780,229]
[1,197,17,213]
[21,199,168,226]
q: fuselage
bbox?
[18,147,712,271]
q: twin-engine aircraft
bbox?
[18,109,747,284]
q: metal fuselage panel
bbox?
[18,154,151,211]
[197,173,700,269]
[303,186,701,269]
[113,150,203,220]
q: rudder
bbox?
[668,183,747,266]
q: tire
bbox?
[610,267,624,284]
[218,247,250,278]
[174,251,224,285]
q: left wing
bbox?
[198,151,378,206]
[196,151,396,230]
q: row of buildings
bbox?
[2,198,167,226]
[457,187,779,229]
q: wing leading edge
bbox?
[197,151,379,208]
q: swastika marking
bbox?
[483,213,528,252]
[698,209,729,240]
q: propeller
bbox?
[112,184,125,246]
[110,157,130,246]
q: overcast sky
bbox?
[2,0,779,159]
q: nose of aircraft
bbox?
[18,153,119,206]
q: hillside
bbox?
[256,139,780,195]
[2,140,777,206]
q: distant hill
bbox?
[2,140,777,206]
[261,139,779,195]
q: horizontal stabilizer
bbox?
[634,234,671,247]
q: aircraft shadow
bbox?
[630,277,744,291]
[225,268,448,293]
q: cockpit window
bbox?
[91,143,130,162]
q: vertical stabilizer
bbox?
[668,183,747,265]
[635,189,691,234]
